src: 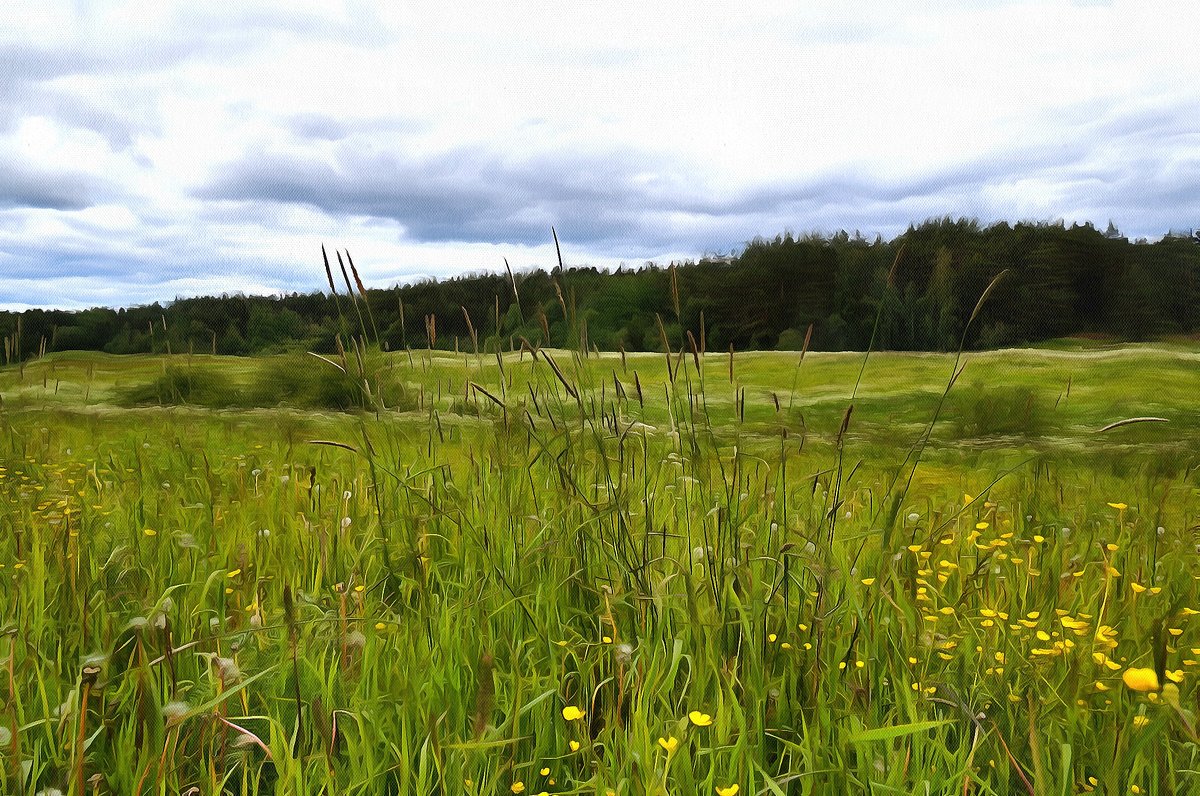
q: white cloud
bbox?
[1,0,1198,308]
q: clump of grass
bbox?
[249,353,410,411]
[947,381,1051,438]
[117,355,418,412]
[118,364,245,408]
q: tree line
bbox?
[3,217,1198,363]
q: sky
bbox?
[2,0,1198,310]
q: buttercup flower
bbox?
[1122,667,1160,692]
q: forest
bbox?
[3,217,1198,361]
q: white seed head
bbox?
[162,701,190,724]
[215,657,240,683]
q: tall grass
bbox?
[0,249,1197,794]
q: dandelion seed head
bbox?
[215,657,240,683]
[162,701,190,724]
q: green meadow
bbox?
[2,342,1199,794]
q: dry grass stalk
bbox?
[504,257,522,319]
[670,264,681,320]
[461,306,479,354]
[655,314,674,382]
[322,245,338,294]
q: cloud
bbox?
[191,132,1145,256]
[0,155,111,211]
[2,0,1200,309]
[196,143,717,249]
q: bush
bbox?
[119,366,244,408]
[250,353,416,411]
[947,382,1050,438]
[119,355,418,412]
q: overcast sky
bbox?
[2,1,1198,310]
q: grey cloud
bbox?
[0,157,111,211]
[0,43,105,87]
[0,3,392,114]
[0,223,312,309]
[7,86,158,150]
[169,4,394,48]
[196,144,710,250]
[285,113,429,142]
[193,136,1135,257]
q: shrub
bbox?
[250,353,416,411]
[947,382,1050,438]
[119,366,244,408]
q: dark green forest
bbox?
[4,218,1199,362]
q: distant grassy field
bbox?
[2,344,1199,794]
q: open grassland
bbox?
[1,344,1199,794]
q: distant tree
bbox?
[7,219,1200,356]
[218,323,248,355]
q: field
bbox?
[2,342,1200,794]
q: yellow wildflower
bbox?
[1122,667,1160,692]
[1095,625,1118,648]
[689,710,714,727]
[657,736,678,753]
[561,705,585,721]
